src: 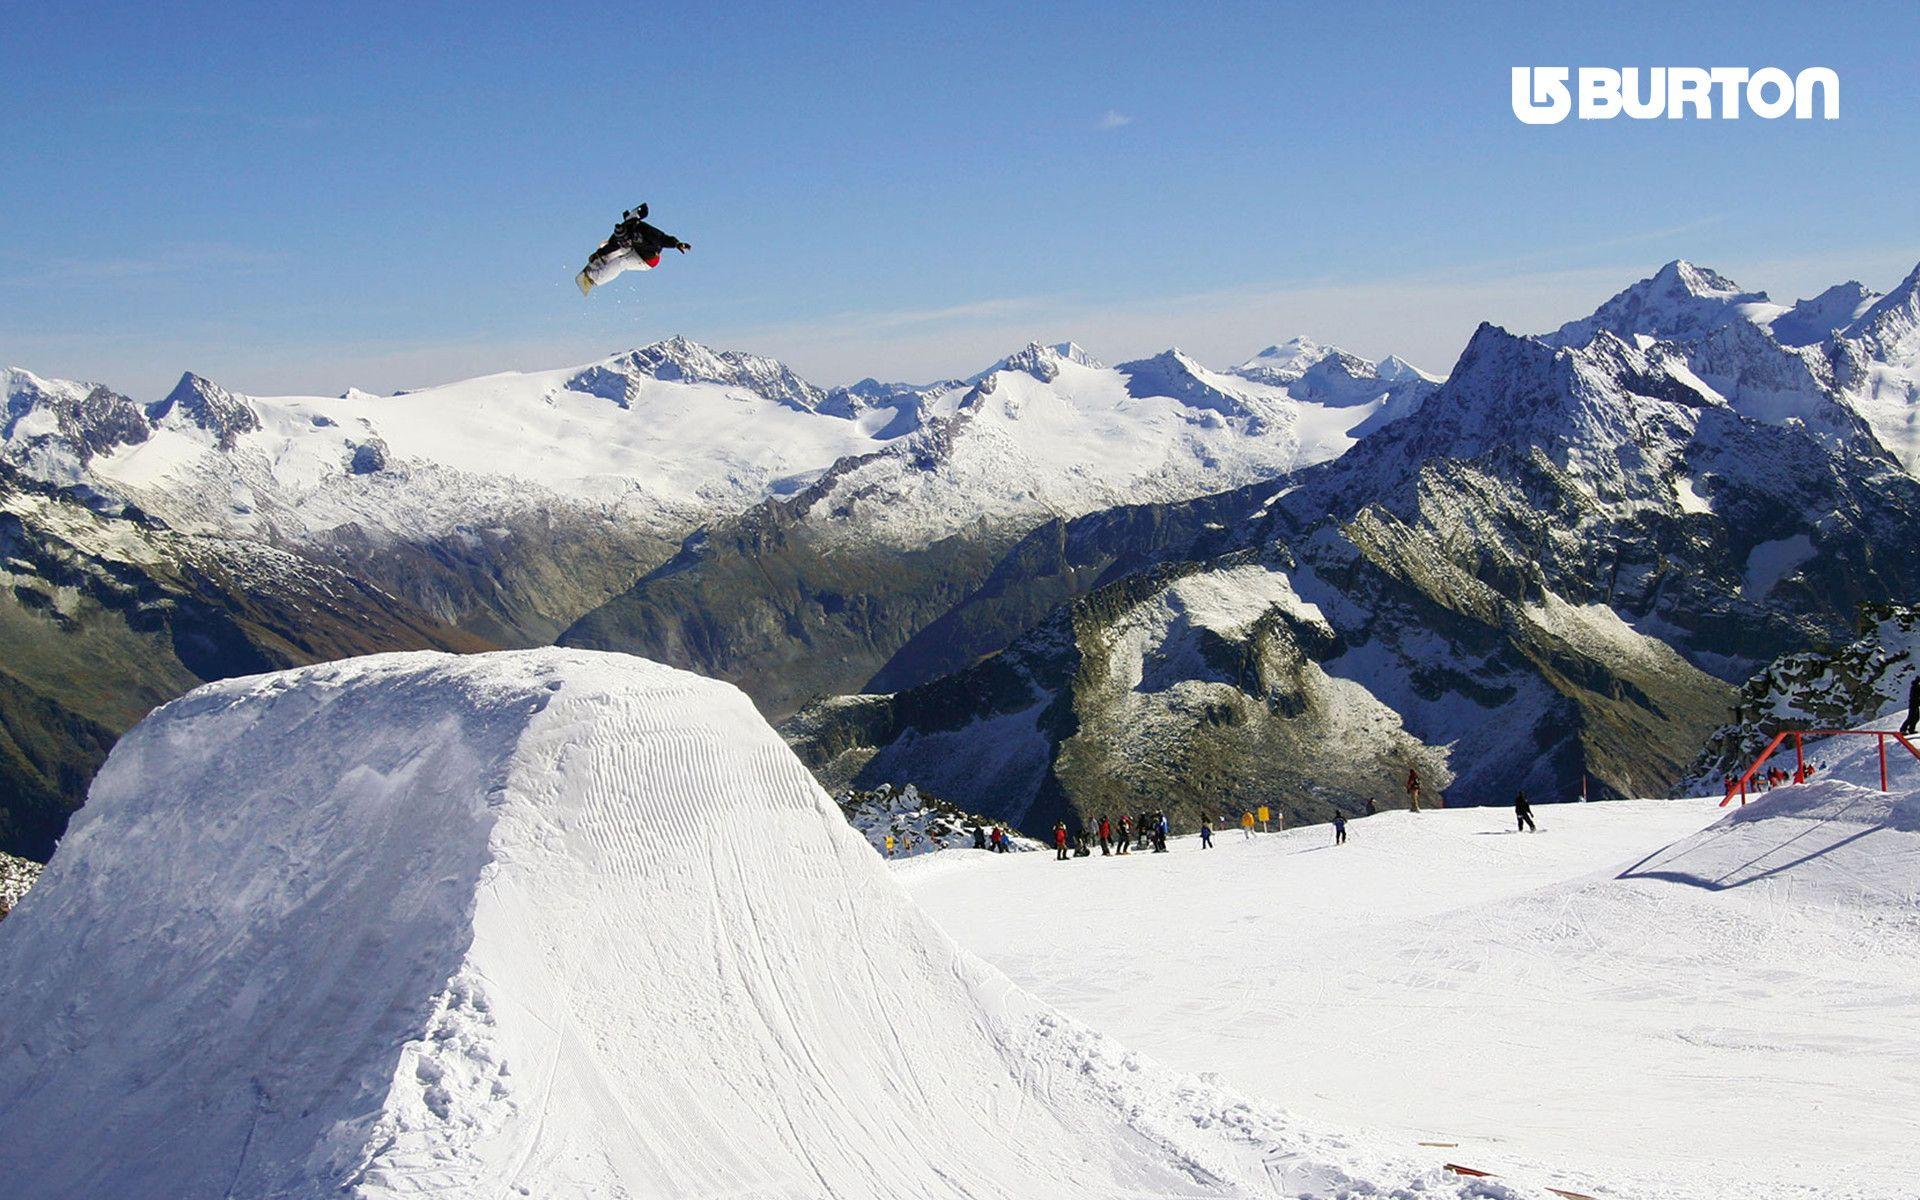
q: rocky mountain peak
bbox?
[1550,259,1772,348]
[1,369,151,464]
[147,372,261,450]
[568,336,826,412]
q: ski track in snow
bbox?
[903,746,1920,1200]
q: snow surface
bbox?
[905,765,1920,1199]
[0,649,1492,1199]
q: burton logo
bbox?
[1512,67,1838,125]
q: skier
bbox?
[1154,812,1170,853]
[885,833,897,856]
[1241,810,1255,840]
[1515,791,1535,833]
[1099,815,1113,855]
[972,825,987,851]
[1116,815,1132,855]
[1053,821,1069,861]
[1333,811,1347,845]
[1903,675,1920,736]
[1199,813,1214,849]
[1365,796,1378,816]
[1406,768,1422,812]
[577,202,692,295]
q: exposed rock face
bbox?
[3,370,152,466]
[567,335,828,412]
[0,849,43,919]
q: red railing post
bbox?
[1729,729,1919,805]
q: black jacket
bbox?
[617,216,682,255]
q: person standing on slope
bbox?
[1099,815,1113,856]
[1053,821,1069,861]
[1365,796,1378,816]
[1333,811,1347,845]
[1515,791,1535,833]
[1116,815,1132,855]
[973,824,987,851]
[1199,813,1214,849]
[885,833,897,857]
[1902,675,1920,736]
[1405,768,1422,812]
[1241,810,1255,840]
[1154,812,1170,852]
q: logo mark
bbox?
[1512,67,1838,125]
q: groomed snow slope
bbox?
[0,649,1481,1199]
[905,746,1920,1199]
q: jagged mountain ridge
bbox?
[784,277,1920,837]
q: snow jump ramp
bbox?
[0,650,1422,1199]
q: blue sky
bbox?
[5,0,1917,395]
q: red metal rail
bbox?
[1722,728,1920,806]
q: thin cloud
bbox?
[1095,110,1133,131]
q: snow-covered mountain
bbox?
[787,292,1920,832]
[1831,264,1920,473]
[1,335,1438,856]
[1546,259,1780,347]
[560,338,1441,714]
[1546,258,1920,474]
[3,334,1434,645]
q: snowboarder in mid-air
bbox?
[577,203,691,295]
[1515,791,1535,833]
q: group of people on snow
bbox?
[968,825,1015,853]
[1723,761,1822,801]
[1054,811,1176,859]
[960,764,1548,863]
